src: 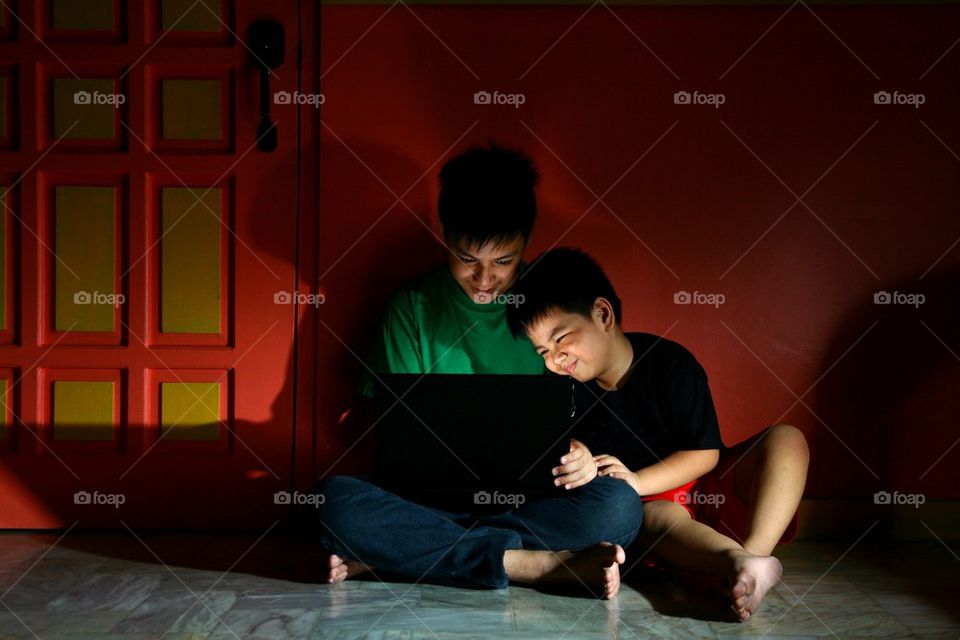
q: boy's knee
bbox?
[641,499,691,533]
[313,474,371,530]
[590,475,643,509]
[580,476,644,535]
[766,423,809,462]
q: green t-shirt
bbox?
[359,264,545,396]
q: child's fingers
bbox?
[561,468,595,490]
[570,439,592,458]
[607,471,628,486]
[552,457,585,477]
[559,446,583,465]
[564,476,592,490]
[594,457,620,470]
[607,470,632,484]
[554,452,594,476]
[554,469,580,486]
[599,464,628,476]
[556,465,593,488]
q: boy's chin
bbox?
[558,369,586,382]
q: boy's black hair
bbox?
[506,248,622,339]
[438,142,539,249]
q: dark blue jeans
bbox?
[314,474,643,589]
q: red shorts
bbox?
[641,437,799,546]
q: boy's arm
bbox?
[596,448,719,497]
[633,448,719,495]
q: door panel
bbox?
[0,0,300,528]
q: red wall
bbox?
[315,4,960,500]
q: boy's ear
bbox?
[592,298,616,330]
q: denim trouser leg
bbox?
[314,475,643,590]
[476,476,645,551]
[314,475,522,589]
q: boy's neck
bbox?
[595,330,634,391]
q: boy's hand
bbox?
[594,454,641,496]
[551,439,598,490]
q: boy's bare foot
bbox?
[506,543,626,599]
[326,553,371,583]
[727,550,782,621]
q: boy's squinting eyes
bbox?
[526,312,599,380]
[533,323,571,356]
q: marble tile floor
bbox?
[0,533,956,639]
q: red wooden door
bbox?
[0,0,302,528]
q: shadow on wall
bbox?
[0,141,444,570]
[248,137,451,479]
[811,268,960,507]
[305,136,451,478]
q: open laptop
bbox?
[373,374,576,509]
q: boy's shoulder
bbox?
[387,265,452,306]
[394,265,448,291]
[625,332,705,377]
[626,331,697,361]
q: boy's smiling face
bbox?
[447,235,526,304]
[525,301,618,383]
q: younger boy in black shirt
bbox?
[507,248,809,621]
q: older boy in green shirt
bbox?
[318,145,642,598]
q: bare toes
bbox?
[604,565,621,599]
[732,578,749,599]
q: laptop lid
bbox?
[373,374,575,504]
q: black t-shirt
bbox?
[572,332,724,470]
